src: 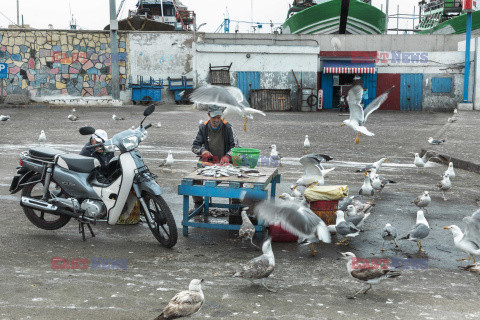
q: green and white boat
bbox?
[415,0,480,34]
[283,0,386,35]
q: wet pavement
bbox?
[0,104,479,319]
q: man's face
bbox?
[209,114,222,128]
[90,138,104,152]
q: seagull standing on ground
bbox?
[154,279,205,320]
[345,204,371,231]
[371,174,396,196]
[413,151,438,172]
[67,113,79,121]
[159,151,174,173]
[254,200,331,256]
[303,135,310,154]
[400,210,430,252]
[0,115,11,121]
[340,252,401,299]
[359,172,374,202]
[269,144,282,166]
[444,209,480,263]
[338,196,354,211]
[112,114,125,121]
[443,162,455,180]
[436,172,452,201]
[38,130,46,144]
[188,85,266,131]
[295,153,334,187]
[412,191,431,214]
[428,137,446,145]
[239,207,259,250]
[341,85,394,144]
[233,237,276,292]
[335,210,360,246]
[381,223,399,251]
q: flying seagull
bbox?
[233,237,276,292]
[428,137,446,145]
[341,85,394,144]
[189,85,266,131]
[381,223,399,251]
[400,210,430,252]
[412,191,431,214]
[444,209,480,264]
[436,172,452,201]
[38,130,46,144]
[239,207,259,250]
[112,114,125,121]
[154,279,205,320]
[303,135,310,154]
[335,210,360,246]
[295,153,334,187]
[355,157,388,173]
[254,199,331,256]
[340,252,401,299]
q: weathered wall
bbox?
[0,29,128,98]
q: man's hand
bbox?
[220,155,231,165]
[201,151,213,162]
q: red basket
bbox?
[269,224,298,242]
[310,200,338,226]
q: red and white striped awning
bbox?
[323,61,376,74]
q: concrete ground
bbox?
[0,104,479,320]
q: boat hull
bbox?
[415,10,480,34]
[283,0,386,35]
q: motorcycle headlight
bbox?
[139,130,148,142]
[122,135,139,151]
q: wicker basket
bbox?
[310,200,338,225]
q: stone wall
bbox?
[0,29,128,98]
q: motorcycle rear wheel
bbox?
[21,174,71,230]
[141,192,178,248]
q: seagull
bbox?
[233,237,276,292]
[352,199,375,214]
[400,210,430,252]
[155,122,162,128]
[0,115,11,121]
[340,252,401,299]
[290,185,302,198]
[345,204,371,230]
[335,210,360,246]
[112,114,125,121]
[443,162,455,180]
[359,172,374,202]
[460,263,480,274]
[447,117,457,123]
[444,209,480,263]
[295,153,334,187]
[269,144,282,166]
[159,151,174,173]
[428,137,446,145]
[413,151,438,172]
[341,85,394,144]
[38,130,46,144]
[154,279,205,320]
[303,135,310,154]
[355,157,388,173]
[436,172,452,201]
[239,207,259,250]
[189,85,266,131]
[371,174,396,196]
[412,191,431,214]
[338,196,354,211]
[67,114,79,121]
[381,223,398,251]
[254,199,331,256]
[279,192,308,208]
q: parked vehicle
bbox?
[9,105,177,248]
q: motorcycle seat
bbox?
[29,147,66,160]
[57,154,101,173]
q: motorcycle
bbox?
[9,104,177,248]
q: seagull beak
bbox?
[278,195,285,199]
[443,226,451,230]
[385,158,389,162]
[340,123,345,127]
[292,185,298,190]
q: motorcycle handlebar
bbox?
[86,143,103,150]
[144,123,152,129]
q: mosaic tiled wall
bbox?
[0,30,128,97]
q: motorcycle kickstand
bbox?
[79,222,95,241]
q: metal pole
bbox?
[109,0,120,100]
[17,0,19,26]
[463,11,473,102]
[385,0,389,34]
[413,6,415,31]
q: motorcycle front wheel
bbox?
[21,174,71,230]
[141,192,178,248]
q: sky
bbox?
[0,0,425,33]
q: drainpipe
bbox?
[463,11,472,102]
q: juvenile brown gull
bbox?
[436,172,452,201]
[381,223,398,251]
[239,207,259,250]
[155,279,204,320]
[412,191,431,214]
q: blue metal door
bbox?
[400,74,423,111]
[361,73,377,106]
[321,73,333,109]
[236,72,260,101]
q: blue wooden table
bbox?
[178,167,280,237]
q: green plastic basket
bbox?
[231,148,261,168]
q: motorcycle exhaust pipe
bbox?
[20,196,96,223]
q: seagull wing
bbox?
[405,223,430,240]
[224,86,250,109]
[189,86,242,113]
[161,290,204,318]
[421,150,438,163]
[241,255,274,279]
[255,201,330,242]
[363,86,394,123]
[300,155,324,176]
[346,85,364,124]
[463,209,480,246]
[351,268,393,281]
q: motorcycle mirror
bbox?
[143,104,156,117]
[79,126,95,135]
